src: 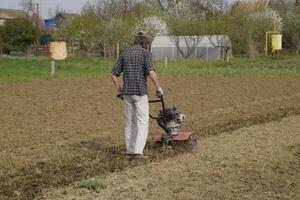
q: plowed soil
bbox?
[42,114,300,200]
[0,76,300,199]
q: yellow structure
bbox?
[265,31,282,55]
[49,42,67,60]
[272,34,282,50]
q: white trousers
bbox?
[123,95,149,155]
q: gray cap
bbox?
[134,31,149,39]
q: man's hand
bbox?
[117,88,124,100]
[156,87,163,98]
[111,74,124,100]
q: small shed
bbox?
[151,35,232,61]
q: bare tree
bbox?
[191,0,231,17]
[157,0,167,12]
[161,0,209,59]
[146,0,232,18]
[284,5,300,54]
[91,0,141,20]
[21,0,42,30]
[48,5,65,19]
[21,0,36,16]
[208,35,232,61]
[171,36,202,59]
[269,0,296,15]
[152,0,173,13]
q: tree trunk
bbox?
[157,0,166,12]
[248,36,258,59]
[224,48,230,62]
[87,47,91,58]
[104,43,106,58]
[112,46,115,59]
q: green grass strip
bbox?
[0,55,300,83]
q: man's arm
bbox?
[111,74,122,92]
[145,51,163,97]
[111,55,124,95]
[149,70,160,89]
[111,74,123,99]
[149,70,163,97]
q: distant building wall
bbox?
[0,19,5,26]
[151,36,230,61]
[0,8,27,26]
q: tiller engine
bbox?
[149,96,196,146]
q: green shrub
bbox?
[0,18,40,52]
[77,177,106,191]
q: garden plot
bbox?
[42,114,300,200]
[0,76,300,199]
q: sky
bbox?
[0,0,91,18]
[0,0,236,19]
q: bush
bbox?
[0,17,40,52]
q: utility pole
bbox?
[34,2,40,28]
[36,3,40,18]
[35,2,40,56]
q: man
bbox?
[111,31,163,157]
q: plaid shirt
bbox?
[111,45,154,96]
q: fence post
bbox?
[165,57,168,68]
[117,42,120,58]
[50,60,56,77]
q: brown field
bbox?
[0,76,300,199]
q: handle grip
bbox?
[148,96,166,116]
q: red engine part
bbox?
[152,132,192,142]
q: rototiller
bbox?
[149,96,196,146]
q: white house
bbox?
[0,8,26,26]
[151,35,232,61]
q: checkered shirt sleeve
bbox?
[111,56,123,77]
[145,51,153,75]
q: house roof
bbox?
[232,0,270,11]
[0,8,26,19]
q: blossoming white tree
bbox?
[134,16,168,41]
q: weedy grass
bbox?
[154,55,300,76]
[0,57,113,82]
[0,55,300,83]
[77,177,106,191]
